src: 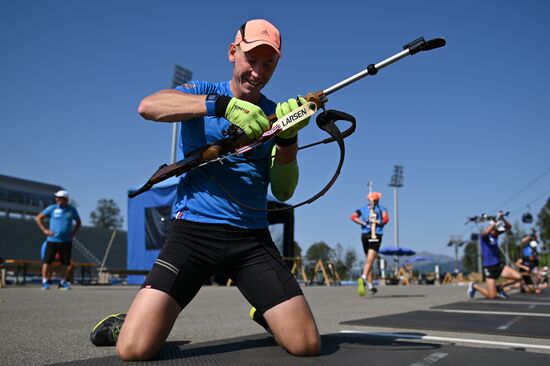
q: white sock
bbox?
[367,282,373,289]
[42,278,48,283]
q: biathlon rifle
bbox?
[129,36,446,198]
[465,211,510,224]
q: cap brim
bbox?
[239,40,281,56]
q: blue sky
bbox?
[1,0,549,259]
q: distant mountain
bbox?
[379,250,457,274]
[410,251,457,273]
[414,251,454,263]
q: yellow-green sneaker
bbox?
[357,277,366,297]
[249,307,272,334]
[90,312,127,346]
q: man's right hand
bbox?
[44,229,53,236]
[224,98,270,139]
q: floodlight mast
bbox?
[447,235,464,273]
[389,165,404,248]
[465,216,484,275]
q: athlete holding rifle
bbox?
[468,211,523,300]
[351,182,389,296]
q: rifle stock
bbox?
[129,143,212,198]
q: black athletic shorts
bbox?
[142,220,303,314]
[482,263,504,280]
[520,271,534,285]
[361,233,382,254]
[43,241,72,266]
[519,267,534,285]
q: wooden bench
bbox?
[102,268,150,276]
[2,259,97,285]
[95,268,150,284]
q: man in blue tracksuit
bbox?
[114,19,320,361]
[35,190,81,290]
[468,211,522,299]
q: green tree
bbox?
[537,196,550,266]
[344,248,358,280]
[293,241,302,259]
[538,196,550,243]
[305,241,333,265]
[305,241,333,278]
[501,221,525,263]
[461,240,478,274]
[331,243,348,280]
[90,198,123,229]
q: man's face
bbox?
[55,197,68,207]
[229,44,279,101]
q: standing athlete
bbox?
[35,190,81,290]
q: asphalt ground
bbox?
[1,284,549,365]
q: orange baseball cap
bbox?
[234,19,282,56]
[368,192,382,201]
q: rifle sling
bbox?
[206,109,356,212]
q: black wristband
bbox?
[215,95,232,117]
[275,135,297,146]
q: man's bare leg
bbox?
[117,288,181,361]
[42,263,50,280]
[263,295,320,356]
[473,278,498,299]
[363,249,378,285]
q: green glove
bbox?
[224,97,270,140]
[276,96,310,139]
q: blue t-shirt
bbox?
[356,204,387,235]
[172,80,276,229]
[41,204,80,242]
[522,245,533,258]
[480,233,501,267]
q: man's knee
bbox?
[285,332,321,356]
[116,333,159,361]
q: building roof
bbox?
[0,174,63,193]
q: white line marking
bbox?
[498,316,522,330]
[409,352,448,366]
[434,308,550,317]
[482,300,550,306]
[339,330,550,351]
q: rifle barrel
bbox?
[323,49,410,96]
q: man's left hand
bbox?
[276,96,310,139]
